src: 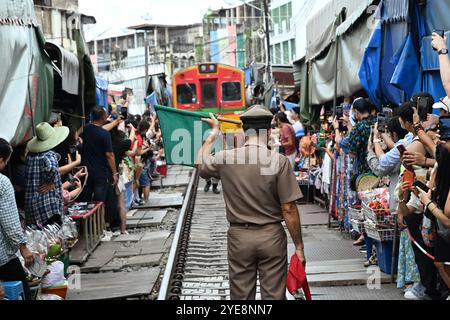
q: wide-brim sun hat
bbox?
[27,122,69,153]
[432,96,450,113]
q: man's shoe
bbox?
[204,182,211,193]
[212,184,220,194]
[364,255,377,268]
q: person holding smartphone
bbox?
[415,142,450,299]
[431,31,450,99]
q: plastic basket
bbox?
[349,207,364,221]
[3,281,25,300]
[351,219,365,233]
[364,221,396,242]
[363,203,391,224]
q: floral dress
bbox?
[397,230,420,289]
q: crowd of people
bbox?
[0,92,165,298]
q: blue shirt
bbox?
[82,124,114,181]
[379,133,414,170]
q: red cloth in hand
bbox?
[286,254,312,300]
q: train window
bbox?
[177,84,197,104]
[222,82,242,102]
[201,81,217,108]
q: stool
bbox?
[3,281,25,300]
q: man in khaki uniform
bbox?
[197,105,306,300]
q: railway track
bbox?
[158,169,237,300]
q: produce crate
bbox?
[349,207,364,221]
[363,203,391,224]
[350,219,365,233]
[364,221,396,242]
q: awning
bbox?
[45,42,80,95]
[306,0,375,60]
[381,0,409,24]
[0,0,37,27]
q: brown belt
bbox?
[230,222,281,229]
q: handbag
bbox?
[436,219,450,245]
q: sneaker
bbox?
[121,230,130,235]
[447,295,450,300]
[112,231,121,237]
[204,182,211,193]
[364,255,378,268]
[212,185,221,194]
[101,232,112,242]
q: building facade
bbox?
[202,1,267,68]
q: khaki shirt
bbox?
[199,141,303,225]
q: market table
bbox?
[67,202,105,264]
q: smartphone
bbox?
[397,144,407,156]
[69,145,77,162]
[439,116,450,141]
[377,114,387,133]
[403,170,415,186]
[417,97,430,120]
[121,106,128,119]
[413,181,430,193]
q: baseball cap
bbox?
[433,96,450,113]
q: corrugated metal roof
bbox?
[0,0,37,26]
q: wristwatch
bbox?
[438,48,449,55]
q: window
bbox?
[280,4,287,33]
[283,41,289,64]
[177,84,197,104]
[287,2,292,32]
[272,7,280,35]
[222,82,242,102]
[201,81,217,108]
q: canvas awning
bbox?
[306,0,375,61]
[45,42,80,95]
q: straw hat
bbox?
[27,122,69,153]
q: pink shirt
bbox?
[280,124,296,156]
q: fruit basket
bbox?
[363,201,391,224]
[349,206,364,221]
[364,221,396,242]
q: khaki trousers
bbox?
[227,223,287,300]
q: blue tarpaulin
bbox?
[424,0,450,36]
[96,77,109,109]
[283,101,298,111]
[390,33,421,98]
[244,68,251,87]
[421,33,450,104]
[145,92,158,113]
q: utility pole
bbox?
[263,0,271,83]
[145,30,149,94]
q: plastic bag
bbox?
[41,261,66,288]
[37,294,64,301]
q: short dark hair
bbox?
[137,120,150,134]
[397,102,415,124]
[386,116,408,140]
[352,98,372,114]
[0,138,12,161]
[275,112,290,124]
[92,107,107,121]
[292,107,300,115]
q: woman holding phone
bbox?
[416,142,450,299]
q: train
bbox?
[172,63,247,132]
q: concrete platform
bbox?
[67,269,160,300]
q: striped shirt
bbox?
[0,173,27,267]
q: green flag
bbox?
[155,105,220,167]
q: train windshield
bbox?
[176,84,197,104]
[201,80,217,108]
[222,82,242,102]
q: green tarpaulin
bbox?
[155,105,222,167]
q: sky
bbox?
[79,0,242,30]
